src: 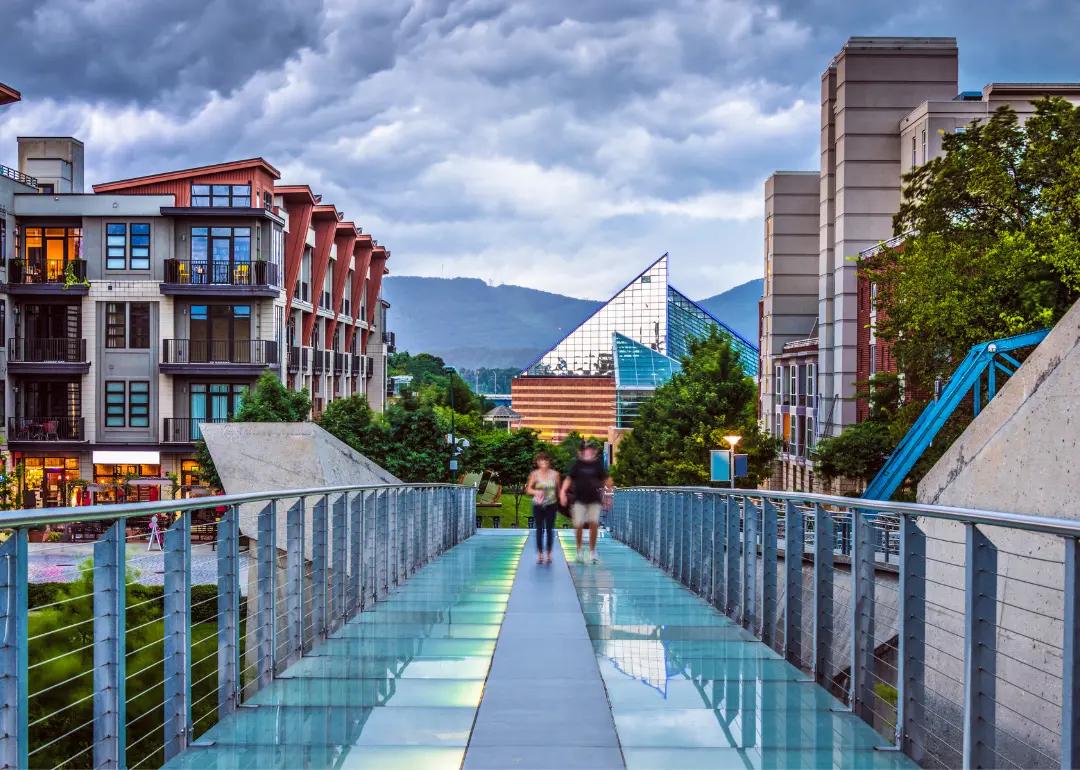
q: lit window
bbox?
[106,224,127,270]
[128,381,150,427]
[105,381,126,426]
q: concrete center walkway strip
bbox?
[463,531,626,770]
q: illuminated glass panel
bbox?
[614,333,681,389]
[525,255,668,376]
[667,287,758,376]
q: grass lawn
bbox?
[476,496,572,529]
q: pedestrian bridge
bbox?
[1,484,1077,768]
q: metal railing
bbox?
[7,337,87,363]
[352,354,363,377]
[5,258,86,285]
[0,482,476,769]
[161,416,229,443]
[0,164,37,187]
[163,259,278,287]
[162,339,279,366]
[609,487,1080,770]
[7,416,84,441]
[333,352,345,374]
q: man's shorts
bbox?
[571,501,602,528]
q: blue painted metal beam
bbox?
[863,328,1049,501]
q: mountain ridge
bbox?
[381,275,762,370]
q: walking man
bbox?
[560,442,611,563]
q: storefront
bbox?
[16,456,81,508]
[92,450,162,503]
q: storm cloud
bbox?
[1,0,1077,298]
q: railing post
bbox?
[217,505,240,717]
[332,494,347,629]
[0,529,28,770]
[378,490,389,598]
[898,514,926,760]
[163,512,192,761]
[851,508,876,722]
[725,496,740,618]
[813,503,833,687]
[743,499,758,629]
[1063,536,1080,770]
[962,524,997,769]
[783,500,803,666]
[692,493,704,591]
[349,492,363,615]
[710,495,724,608]
[93,519,126,769]
[675,494,685,583]
[761,499,778,648]
[255,502,276,690]
[285,500,304,664]
[312,496,328,642]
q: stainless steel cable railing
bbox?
[0,482,476,769]
[609,487,1080,770]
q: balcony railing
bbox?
[366,356,374,379]
[162,339,279,366]
[312,349,328,374]
[5,258,86,285]
[7,416,84,441]
[333,352,345,374]
[0,482,475,769]
[7,337,87,363]
[162,416,229,443]
[0,164,37,187]
[163,259,278,287]
[351,354,363,377]
[287,345,301,373]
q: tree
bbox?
[868,97,1080,389]
[381,404,452,482]
[612,329,776,487]
[462,428,546,523]
[317,394,389,458]
[195,371,312,489]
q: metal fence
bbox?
[610,487,1080,770]
[0,482,476,769]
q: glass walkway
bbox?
[164,530,916,769]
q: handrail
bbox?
[619,485,1080,538]
[0,481,462,529]
[610,486,1080,769]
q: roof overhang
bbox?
[94,157,281,192]
[0,82,21,106]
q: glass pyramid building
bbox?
[519,254,758,431]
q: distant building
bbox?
[512,254,757,442]
[482,405,523,431]
[0,82,394,507]
[758,36,1080,492]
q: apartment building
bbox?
[0,124,392,507]
[759,37,1080,492]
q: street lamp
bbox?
[445,366,457,482]
[723,434,741,489]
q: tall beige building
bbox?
[759,36,1080,491]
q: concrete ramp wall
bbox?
[913,299,1080,767]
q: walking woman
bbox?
[525,452,559,564]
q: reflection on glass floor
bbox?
[560,532,918,770]
[165,532,524,770]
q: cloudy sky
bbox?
[1,0,1077,300]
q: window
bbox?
[105,382,126,426]
[105,223,150,270]
[775,365,782,407]
[1,219,5,261]
[191,227,251,283]
[104,381,149,428]
[106,303,126,348]
[0,300,5,347]
[807,363,816,399]
[23,226,82,280]
[869,343,878,377]
[806,417,815,452]
[38,183,55,195]
[789,365,798,400]
[128,381,150,427]
[106,224,127,269]
[911,136,917,167]
[105,302,151,349]
[191,184,251,208]
[130,224,150,269]
[921,128,927,164]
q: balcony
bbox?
[7,416,85,446]
[161,259,279,297]
[333,352,346,374]
[287,345,301,373]
[312,349,328,375]
[160,339,279,375]
[366,355,374,379]
[383,331,396,353]
[162,416,228,444]
[3,258,89,295]
[7,337,89,374]
[351,354,363,377]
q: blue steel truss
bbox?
[863,328,1050,501]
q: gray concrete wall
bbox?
[914,299,1080,767]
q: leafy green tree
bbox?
[612,329,776,486]
[462,428,548,522]
[380,404,452,482]
[317,394,389,457]
[869,97,1080,389]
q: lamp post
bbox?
[722,434,741,489]
[445,366,457,482]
